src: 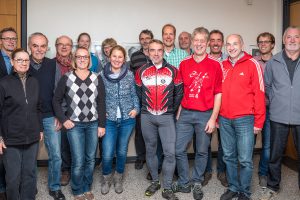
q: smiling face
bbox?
[192,33,208,57]
[110,49,125,71]
[56,36,73,57]
[209,33,223,55]
[179,32,191,50]
[78,34,90,49]
[226,34,244,61]
[257,36,274,55]
[0,31,17,53]
[149,42,164,65]
[74,48,90,70]
[283,27,300,53]
[29,35,48,63]
[139,33,152,50]
[162,26,175,48]
[11,51,30,74]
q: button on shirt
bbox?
[164,47,188,68]
[1,50,12,74]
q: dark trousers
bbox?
[267,121,300,191]
[61,128,71,172]
[135,114,146,161]
[0,156,5,192]
[3,142,39,200]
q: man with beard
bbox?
[260,26,300,200]
[178,31,192,55]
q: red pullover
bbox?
[220,52,265,128]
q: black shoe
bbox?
[192,183,203,200]
[135,159,145,170]
[146,168,162,180]
[145,181,161,197]
[237,193,250,200]
[171,182,191,193]
[201,172,212,187]
[162,189,179,200]
[49,190,66,200]
[220,189,239,200]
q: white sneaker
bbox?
[259,188,278,200]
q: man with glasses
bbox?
[54,35,73,187]
[0,27,18,200]
[254,32,275,189]
[28,32,65,200]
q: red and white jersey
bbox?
[179,54,223,111]
[220,52,266,128]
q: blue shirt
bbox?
[1,50,12,74]
[90,53,100,73]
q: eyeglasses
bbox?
[56,43,72,48]
[14,59,30,64]
[75,56,89,60]
[1,37,18,42]
[258,41,272,45]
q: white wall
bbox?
[27,0,283,159]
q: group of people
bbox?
[0,24,299,200]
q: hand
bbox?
[128,109,137,118]
[0,141,6,155]
[254,127,262,135]
[63,120,75,129]
[40,132,44,141]
[205,118,216,134]
[98,127,105,138]
[176,105,182,120]
[54,118,62,131]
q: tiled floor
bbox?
[36,155,299,200]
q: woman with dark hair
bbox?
[0,48,43,200]
[53,47,106,200]
[100,45,139,195]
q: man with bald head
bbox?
[54,35,73,187]
[260,26,300,200]
[219,34,265,200]
[178,31,192,55]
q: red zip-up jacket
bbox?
[220,52,265,128]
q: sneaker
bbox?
[238,193,250,200]
[259,176,267,189]
[201,172,212,186]
[84,191,94,200]
[73,194,86,200]
[49,190,65,200]
[171,181,191,193]
[259,188,277,200]
[220,189,239,200]
[162,189,179,200]
[192,183,203,200]
[61,171,70,186]
[217,172,229,187]
[145,181,161,197]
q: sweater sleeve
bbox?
[97,75,106,128]
[174,67,183,111]
[129,72,140,114]
[0,84,5,137]
[251,59,266,128]
[52,75,68,124]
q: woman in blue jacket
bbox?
[100,45,139,195]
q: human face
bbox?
[209,33,223,55]
[283,28,300,53]
[78,35,90,49]
[75,48,90,70]
[162,26,175,48]
[56,36,72,57]
[192,33,208,57]
[257,36,274,55]
[148,42,164,65]
[110,49,125,71]
[226,35,243,61]
[179,32,191,50]
[11,52,30,74]
[103,45,113,57]
[29,35,48,63]
[139,33,152,50]
[0,31,17,53]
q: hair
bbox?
[179,31,191,39]
[73,47,91,69]
[28,32,49,45]
[226,34,244,44]
[55,35,73,46]
[101,38,117,49]
[77,32,91,43]
[256,32,275,44]
[283,26,300,41]
[11,48,29,60]
[149,39,164,47]
[192,27,210,41]
[109,45,127,60]
[139,29,154,40]
[0,27,17,39]
[162,24,176,36]
[209,29,224,42]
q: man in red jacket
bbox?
[219,34,265,200]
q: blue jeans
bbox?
[219,115,255,197]
[102,118,135,175]
[43,117,62,191]
[67,121,98,195]
[259,107,270,176]
[176,108,212,186]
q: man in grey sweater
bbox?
[260,26,300,200]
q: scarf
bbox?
[56,53,73,75]
[103,62,128,83]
